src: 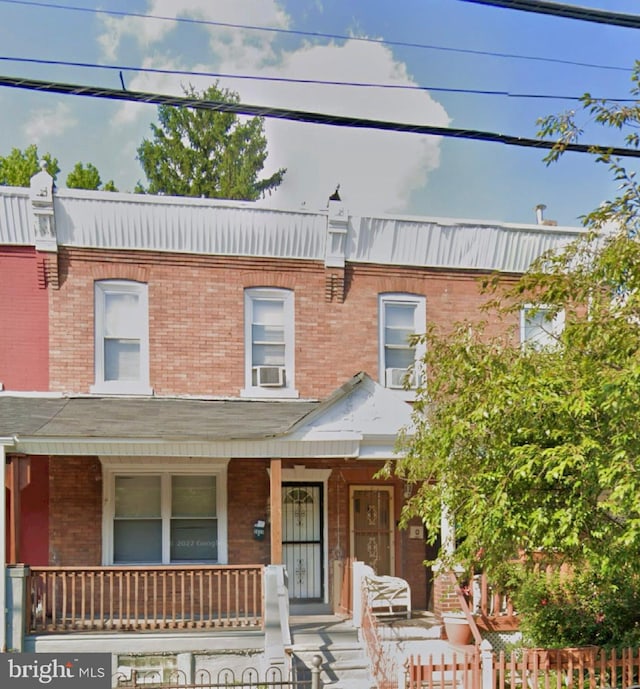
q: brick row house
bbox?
[0,167,580,659]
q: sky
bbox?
[0,0,640,226]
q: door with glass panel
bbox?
[349,486,395,575]
[282,483,323,600]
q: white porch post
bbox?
[441,500,456,557]
[0,442,7,652]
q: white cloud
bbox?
[98,0,288,61]
[23,103,78,144]
[99,2,449,212]
[223,41,450,214]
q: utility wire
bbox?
[1,54,633,102]
[1,74,639,158]
[462,0,640,29]
[0,0,632,74]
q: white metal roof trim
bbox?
[54,196,327,259]
[0,192,33,245]
[347,216,580,272]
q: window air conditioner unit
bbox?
[253,365,286,387]
[386,367,416,389]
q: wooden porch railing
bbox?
[27,565,264,633]
[473,572,517,631]
[360,583,400,689]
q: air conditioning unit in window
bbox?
[253,365,286,387]
[386,367,417,389]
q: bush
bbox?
[510,566,640,649]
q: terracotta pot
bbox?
[443,614,473,645]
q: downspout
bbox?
[0,440,9,652]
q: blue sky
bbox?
[0,0,639,226]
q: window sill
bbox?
[90,383,154,396]
[240,387,300,399]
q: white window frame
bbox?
[242,287,298,398]
[91,280,152,395]
[520,304,565,350]
[378,293,426,395]
[101,458,229,565]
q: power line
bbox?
[462,0,640,28]
[0,0,632,74]
[1,73,639,159]
[1,54,633,102]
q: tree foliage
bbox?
[66,162,118,191]
[387,63,640,582]
[137,83,286,200]
[0,145,59,186]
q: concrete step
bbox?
[293,648,373,689]
[289,615,373,689]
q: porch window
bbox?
[242,288,297,398]
[112,473,218,564]
[378,293,426,391]
[92,280,151,395]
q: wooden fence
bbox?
[407,647,640,689]
[27,564,264,633]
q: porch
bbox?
[26,564,264,633]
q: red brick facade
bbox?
[0,247,49,391]
[49,247,513,397]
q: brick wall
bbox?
[49,456,102,566]
[0,247,49,390]
[49,248,517,397]
[227,459,271,564]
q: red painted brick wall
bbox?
[49,248,516,397]
[0,247,49,390]
[20,456,49,566]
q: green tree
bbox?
[0,145,59,186]
[387,62,640,582]
[66,162,118,192]
[136,83,285,200]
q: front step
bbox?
[289,616,374,689]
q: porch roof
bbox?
[0,395,318,439]
[0,373,412,459]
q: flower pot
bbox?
[443,613,473,645]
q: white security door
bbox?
[282,484,323,600]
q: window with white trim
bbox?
[243,288,297,397]
[379,294,426,390]
[103,463,228,565]
[92,280,151,394]
[521,304,564,350]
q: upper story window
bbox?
[379,293,426,390]
[91,280,152,395]
[242,288,297,398]
[521,304,564,350]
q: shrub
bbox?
[510,566,640,649]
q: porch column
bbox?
[269,458,282,564]
[0,443,7,652]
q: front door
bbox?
[349,486,395,575]
[282,483,323,600]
